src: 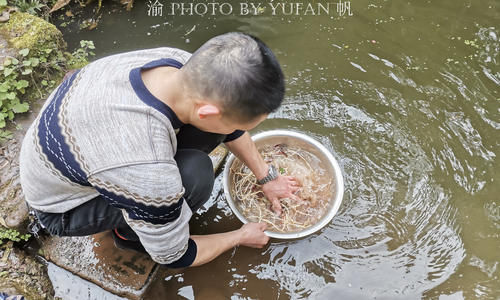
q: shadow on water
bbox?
[48,0,500,298]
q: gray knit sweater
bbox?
[20,47,198,264]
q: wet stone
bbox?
[40,232,158,300]
[0,242,54,299]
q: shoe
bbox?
[111,228,148,254]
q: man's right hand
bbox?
[237,222,269,248]
[190,222,269,267]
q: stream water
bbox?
[54,0,499,299]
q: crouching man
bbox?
[19,32,300,268]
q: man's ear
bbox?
[197,104,221,119]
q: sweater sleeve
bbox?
[88,162,195,265]
[223,130,245,143]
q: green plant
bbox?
[11,0,46,16]
[0,227,31,245]
[0,49,33,141]
[67,40,95,69]
[0,48,62,142]
[0,39,95,142]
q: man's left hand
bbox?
[261,175,301,216]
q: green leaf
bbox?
[12,102,29,113]
[11,58,19,65]
[0,119,5,128]
[3,68,13,77]
[23,60,31,66]
[3,59,11,66]
[44,49,53,54]
[0,130,13,139]
[21,69,32,75]
[19,48,30,57]
[15,80,29,90]
[41,80,48,86]
[0,92,7,100]
[0,0,7,6]
[6,92,15,100]
[0,84,8,93]
[7,110,14,120]
[31,58,40,67]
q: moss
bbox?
[0,11,68,105]
[0,11,66,55]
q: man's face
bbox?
[195,113,267,135]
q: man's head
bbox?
[180,32,285,134]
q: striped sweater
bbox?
[19,47,240,265]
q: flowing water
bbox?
[55,0,499,298]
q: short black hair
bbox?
[182,32,285,122]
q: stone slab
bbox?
[40,232,158,300]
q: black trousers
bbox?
[35,124,227,238]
